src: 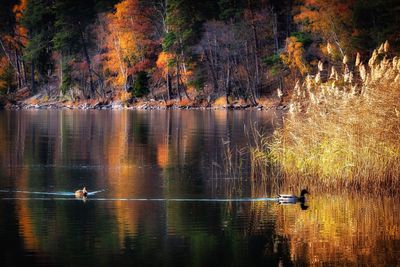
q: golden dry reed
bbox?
[268,41,400,193]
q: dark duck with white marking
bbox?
[277,189,309,204]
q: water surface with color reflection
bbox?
[0,110,399,266]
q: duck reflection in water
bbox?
[277,189,310,210]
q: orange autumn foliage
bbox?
[156,52,173,77]
[294,0,354,54]
[12,0,28,46]
[102,0,156,89]
[295,0,353,32]
[281,36,308,75]
[155,51,194,92]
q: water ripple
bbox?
[0,196,277,202]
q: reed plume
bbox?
[268,42,400,193]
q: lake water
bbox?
[0,110,399,266]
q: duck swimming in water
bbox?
[277,189,309,204]
[75,187,88,198]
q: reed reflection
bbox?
[274,195,400,265]
[1,110,397,266]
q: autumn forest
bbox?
[2,1,400,266]
[0,0,399,107]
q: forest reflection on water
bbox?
[0,110,399,266]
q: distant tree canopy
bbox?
[0,0,399,101]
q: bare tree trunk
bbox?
[60,56,63,95]
[0,39,17,71]
[286,0,292,38]
[225,57,231,105]
[31,61,36,94]
[22,60,28,86]
[208,34,219,93]
[244,42,257,105]
[329,21,345,57]
[179,74,191,100]
[272,10,279,53]
[272,9,284,91]
[15,49,22,89]
[250,7,260,100]
[166,73,172,100]
[254,46,260,98]
[80,28,95,98]
[176,60,181,101]
[204,48,219,93]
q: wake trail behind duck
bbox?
[1,196,278,202]
[0,189,107,196]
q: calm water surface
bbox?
[0,110,399,266]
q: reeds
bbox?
[209,139,247,199]
[219,124,283,198]
[268,42,400,193]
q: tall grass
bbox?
[268,42,400,193]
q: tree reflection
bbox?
[0,110,398,266]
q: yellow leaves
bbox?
[213,96,228,107]
[294,0,353,55]
[156,52,173,76]
[155,52,195,88]
[281,36,309,75]
[117,91,132,102]
[113,0,140,24]
[113,0,130,21]
[101,0,155,89]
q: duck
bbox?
[75,187,88,198]
[277,189,309,204]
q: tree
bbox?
[163,0,219,100]
[199,8,275,105]
[352,0,400,52]
[218,0,244,21]
[102,0,157,92]
[0,0,27,90]
[294,0,354,56]
[280,36,308,76]
[0,57,16,94]
[53,0,99,97]
[55,0,90,96]
[22,0,55,93]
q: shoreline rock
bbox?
[3,98,282,111]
